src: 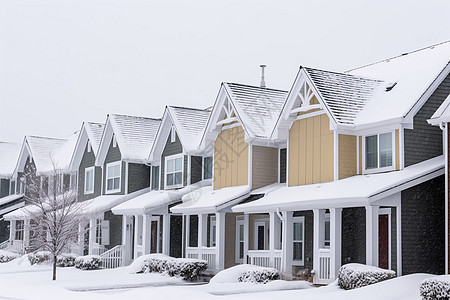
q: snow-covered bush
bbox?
[238,268,280,284]
[56,253,78,267]
[338,263,396,290]
[133,254,207,281]
[74,255,101,270]
[0,250,20,263]
[420,276,450,300]
[28,251,52,265]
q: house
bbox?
[112,106,212,262]
[170,82,288,272]
[3,133,79,253]
[233,41,450,283]
[428,93,450,275]
[0,142,23,244]
[92,114,161,266]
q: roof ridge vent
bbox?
[386,82,397,92]
[260,65,266,88]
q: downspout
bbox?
[441,121,448,274]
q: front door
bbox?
[255,221,268,250]
[150,219,159,253]
[378,214,389,269]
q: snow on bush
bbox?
[56,253,78,267]
[0,250,20,263]
[420,276,450,300]
[74,255,101,270]
[130,254,207,281]
[338,263,396,290]
[28,251,52,265]
[210,264,280,284]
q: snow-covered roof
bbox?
[85,122,105,155]
[0,195,25,217]
[0,142,22,178]
[428,94,450,125]
[224,83,288,138]
[112,179,211,215]
[233,156,444,213]
[69,122,105,171]
[171,184,251,214]
[0,194,23,207]
[97,114,161,164]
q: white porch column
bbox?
[330,208,342,281]
[142,214,149,254]
[24,220,30,249]
[366,205,379,266]
[185,214,190,256]
[281,211,292,274]
[88,219,96,255]
[121,216,129,266]
[162,214,170,255]
[9,220,16,242]
[215,212,225,270]
[198,214,204,258]
[269,212,276,266]
[313,209,323,274]
[78,222,85,255]
[243,214,249,264]
[133,215,139,258]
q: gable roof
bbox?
[85,122,105,155]
[0,142,22,178]
[428,94,450,125]
[68,122,105,171]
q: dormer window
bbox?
[170,126,176,143]
[365,132,393,170]
[112,135,117,148]
[165,154,183,188]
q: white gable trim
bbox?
[69,123,89,171]
[148,107,174,163]
[95,116,116,167]
[12,137,33,177]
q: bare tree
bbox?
[24,161,87,280]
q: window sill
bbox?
[363,165,394,175]
[105,189,121,194]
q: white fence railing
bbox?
[248,249,282,271]
[186,247,216,270]
[315,248,331,284]
[100,245,124,269]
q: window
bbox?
[15,220,24,240]
[365,132,393,170]
[69,173,77,190]
[106,162,121,193]
[165,155,183,188]
[9,180,16,195]
[324,213,330,248]
[151,166,160,191]
[208,215,216,247]
[18,178,25,194]
[203,157,212,180]
[293,217,305,263]
[170,126,176,143]
[95,219,102,244]
[84,167,95,194]
[236,217,245,263]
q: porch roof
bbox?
[233,156,444,213]
[170,184,251,214]
[111,179,211,215]
[0,194,23,207]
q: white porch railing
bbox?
[92,245,107,256]
[100,245,124,269]
[7,240,25,254]
[0,240,9,250]
[248,249,282,271]
[186,247,216,270]
[316,248,331,284]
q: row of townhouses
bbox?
[1,42,450,284]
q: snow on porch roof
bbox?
[428,94,450,125]
[233,156,444,213]
[112,179,212,215]
[170,185,251,214]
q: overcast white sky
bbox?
[1,0,449,143]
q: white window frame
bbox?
[151,163,160,191]
[324,213,330,248]
[84,167,95,195]
[292,216,305,265]
[105,161,121,194]
[203,156,213,180]
[9,180,16,195]
[363,131,395,174]
[164,154,184,189]
[209,215,216,247]
[235,217,245,263]
[69,172,77,191]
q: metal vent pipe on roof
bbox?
[260,65,266,88]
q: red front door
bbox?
[378,214,389,269]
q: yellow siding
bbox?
[358,136,362,175]
[395,129,400,170]
[288,113,334,186]
[214,126,248,190]
[338,134,357,180]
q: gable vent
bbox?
[260,65,266,88]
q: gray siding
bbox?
[293,210,313,274]
[190,156,202,184]
[78,142,102,202]
[401,175,445,275]
[128,163,150,193]
[252,146,278,190]
[342,207,366,265]
[404,73,450,166]
[280,148,287,184]
[160,130,183,189]
[104,210,122,250]
[103,137,125,195]
[183,155,188,186]
[0,179,9,198]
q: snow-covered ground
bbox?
[0,257,434,300]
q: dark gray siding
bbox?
[401,175,445,275]
[78,142,102,201]
[104,210,122,250]
[128,163,150,193]
[183,155,188,186]
[280,148,287,183]
[160,130,183,188]
[103,137,125,195]
[0,179,9,198]
[151,166,160,190]
[293,210,313,274]
[190,156,202,184]
[404,73,450,166]
[342,207,366,265]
